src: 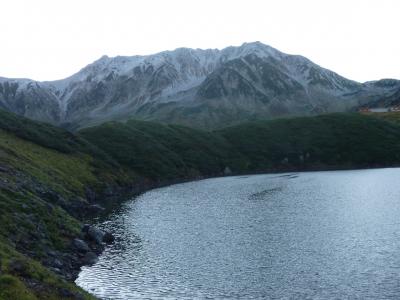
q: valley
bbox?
[1,109,400,298]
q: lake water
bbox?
[76,168,400,299]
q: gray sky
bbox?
[1,0,399,82]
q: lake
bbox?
[76,168,400,299]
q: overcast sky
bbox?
[1,0,399,82]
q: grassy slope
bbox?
[364,111,400,126]
[0,111,134,299]
[0,241,91,300]
[0,129,94,299]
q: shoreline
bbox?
[76,163,400,276]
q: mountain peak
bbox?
[220,41,283,62]
[240,41,272,50]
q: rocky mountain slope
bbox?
[1,42,400,129]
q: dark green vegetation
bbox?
[81,113,400,178]
[366,111,400,126]
[2,109,400,299]
[80,120,247,180]
[219,113,400,171]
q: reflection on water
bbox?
[249,187,283,200]
[77,168,400,299]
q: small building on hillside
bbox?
[359,107,391,113]
[359,107,370,113]
[369,107,390,113]
[390,105,400,112]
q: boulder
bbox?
[102,231,115,244]
[72,238,90,253]
[81,224,90,233]
[8,259,29,277]
[86,204,105,214]
[50,267,61,274]
[58,288,85,300]
[223,166,232,176]
[52,259,63,269]
[85,187,97,202]
[47,250,57,257]
[86,226,105,245]
[82,252,98,265]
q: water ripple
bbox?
[77,169,400,299]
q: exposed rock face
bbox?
[1,42,399,129]
[0,79,61,124]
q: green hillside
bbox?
[219,113,400,171]
[80,120,247,180]
[0,111,131,299]
[81,113,400,177]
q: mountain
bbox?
[1,42,400,129]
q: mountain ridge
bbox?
[0,42,399,129]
